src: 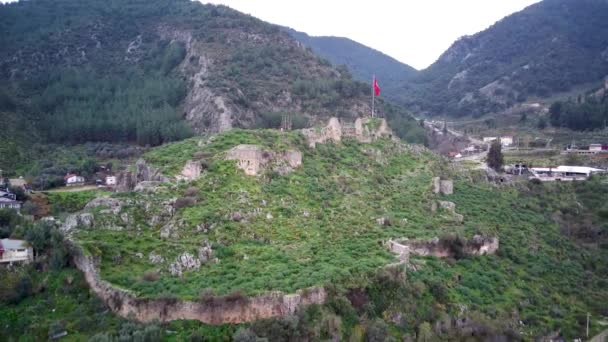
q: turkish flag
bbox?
[373,77,381,96]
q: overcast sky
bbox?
[203,0,541,70]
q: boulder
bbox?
[440,180,453,195]
[149,252,165,264]
[181,160,202,180]
[169,252,201,276]
[198,240,214,263]
[85,197,122,214]
[61,213,94,232]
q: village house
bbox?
[0,190,17,201]
[529,166,606,182]
[0,239,33,264]
[500,136,514,147]
[105,176,117,186]
[589,144,603,152]
[0,197,21,210]
[9,177,28,191]
[64,173,85,186]
[483,136,513,147]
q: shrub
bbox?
[365,319,390,342]
[233,328,258,342]
[184,187,199,197]
[142,270,160,282]
[174,196,196,209]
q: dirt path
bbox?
[44,185,99,193]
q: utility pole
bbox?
[586,312,590,339]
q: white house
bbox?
[64,174,85,186]
[589,144,603,152]
[0,197,21,210]
[0,239,33,264]
[483,137,498,144]
[500,136,514,147]
[105,176,117,186]
[0,190,16,200]
[529,166,606,181]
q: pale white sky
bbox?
[203,0,541,69]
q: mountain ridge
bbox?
[405,0,608,117]
[284,27,418,105]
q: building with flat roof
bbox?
[529,165,605,181]
[0,239,33,264]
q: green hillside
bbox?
[285,28,418,104]
[18,128,601,340]
[73,130,440,297]
[406,0,608,117]
[0,0,425,178]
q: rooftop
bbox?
[0,239,29,250]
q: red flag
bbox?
[373,77,381,96]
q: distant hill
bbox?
[0,0,424,154]
[406,0,608,118]
[285,27,418,104]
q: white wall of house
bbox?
[105,176,117,186]
[66,176,85,185]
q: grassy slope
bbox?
[74,129,445,298]
[409,179,608,338]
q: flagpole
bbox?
[372,74,375,118]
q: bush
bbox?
[184,187,199,197]
[365,319,390,342]
[233,328,258,342]
[142,270,160,282]
[174,196,197,210]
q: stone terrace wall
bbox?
[387,235,499,260]
[69,242,326,325]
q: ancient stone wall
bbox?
[116,159,166,191]
[226,145,265,176]
[387,235,499,260]
[432,177,453,195]
[302,117,392,148]
[226,145,302,176]
[68,242,326,325]
[180,160,202,180]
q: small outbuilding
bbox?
[64,174,85,186]
[0,239,33,264]
[0,197,21,210]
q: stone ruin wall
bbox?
[387,235,499,262]
[432,177,454,195]
[302,117,392,148]
[68,242,326,325]
[226,145,302,176]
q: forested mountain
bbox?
[406,0,608,118]
[0,0,423,150]
[285,28,418,104]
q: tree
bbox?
[417,322,434,342]
[487,140,504,171]
[537,117,547,130]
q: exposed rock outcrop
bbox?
[169,252,201,276]
[68,242,327,324]
[85,197,122,214]
[180,160,202,180]
[116,159,167,191]
[62,213,94,233]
